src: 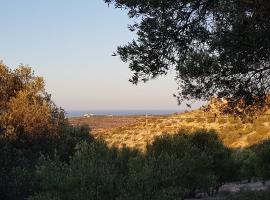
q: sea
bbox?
[66,109,183,118]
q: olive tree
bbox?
[105,0,270,115]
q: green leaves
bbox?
[30,130,236,200]
[106,0,270,116]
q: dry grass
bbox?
[69,110,270,151]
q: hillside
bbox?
[69,109,270,151]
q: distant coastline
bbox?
[66,109,183,118]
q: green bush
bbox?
[232,149,257,182]
[0,123,93,200]
[253,140,270,182]
[57,124,93,162]
[31,141,139,200]
[190,131,240,186]
[30,130,237,200]
[5,127,270,200]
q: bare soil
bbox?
[69,116,141,132]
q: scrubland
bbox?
[70,109,270,151]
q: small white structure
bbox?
[83,113,95,118]
[83,114,90,118]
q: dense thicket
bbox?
[0,124,92,200]
[105,0,270,115]
[26,130,270,200]
[28,130,270,200]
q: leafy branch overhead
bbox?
[105,0,270,115]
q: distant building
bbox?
[83,114,90,118]
[83,113,95,118]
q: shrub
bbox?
[143,130,236,197]
[253,140,270,182]
[185,118,195,123]
[189,131,240,187]
[196,118,206,123]
[57,124,93,162]
[0,123,94,200]
[207,118,216,123]
[30,141,139,200]
[218,118,227,124]
[232,149,257,182]
[29,130,237,200]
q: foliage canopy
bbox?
[105,0,270,115]
[0,62,65,138]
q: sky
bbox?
[0,0,202,111]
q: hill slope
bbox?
[69,109,270,150]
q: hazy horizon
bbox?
[0,1,203,111]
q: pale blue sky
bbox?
[0,0,201,111]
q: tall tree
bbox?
[0,62,66,138]
[105,0,270,115]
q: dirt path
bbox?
[69,116,141,132]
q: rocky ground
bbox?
[187,180,270,199]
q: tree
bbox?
[0,62,67,200]
[0,63,66,139]
[189,131,239,189]
[143,131,225,198]
[105,0,270,115]
[30,141,129,200]
[31,131,221,200]
[253,140,270,183]
[233,149,257,182]
[0,61,94,200]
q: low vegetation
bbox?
[70,109,270,150]
[9,130,270,200]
